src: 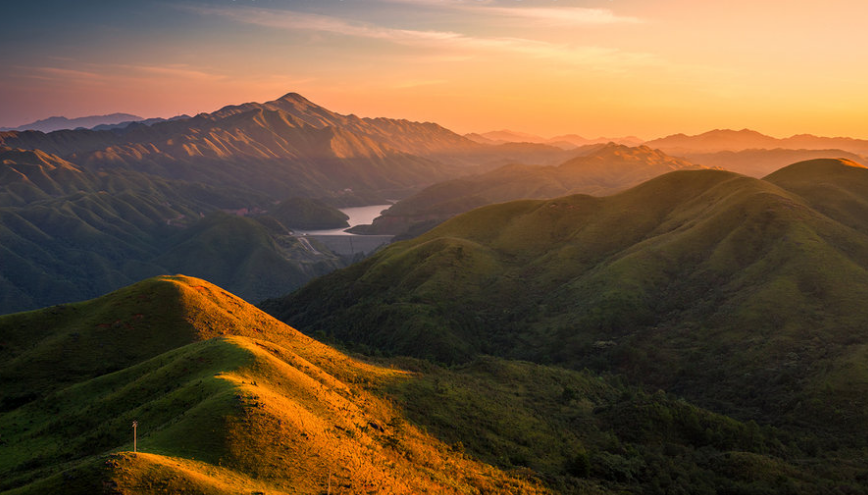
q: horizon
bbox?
[5,93,867,143]
[3,1,868,139]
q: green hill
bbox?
[264,159,868,443]
[0,275,550,495]
[0,145,353,314]
[5,276,866,494]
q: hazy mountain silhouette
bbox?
[351,144,703,236]
[0,113,144,133]
[466,129,644,149]
[648,128,868,155]
[673,147,867,177]
[90,114,192,131]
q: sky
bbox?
[2,0,867,139]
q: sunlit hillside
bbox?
[0,275,547,494]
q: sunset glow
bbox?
[3,0,867,138]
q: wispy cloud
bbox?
[189,6,464,43]
[122,64,224,81]
[487,7,642,26]
[31,67,103,80]
[186,5,654,70]
[376,0,642,25]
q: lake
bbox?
[297,204,391,236]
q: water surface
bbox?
[298,204,391,235]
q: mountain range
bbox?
[264,158,868,445]
[647,128,868,155]
[0,93,506,314]
[466,128,868,177]
[89,114,193,132]
[465,130,644,149]
[0,93,468,202]
[351,143,704,236]
[0,113,145,133]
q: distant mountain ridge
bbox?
[647,128,868,154]
[0,113,144,133]
[352,143,704,236]
[90,114,192,131]
[467,127,868,156]
[465,129,643,149]
[682,147,868,177]
[0,93,477,201]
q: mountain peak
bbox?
[276,92,312,104]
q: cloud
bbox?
[123,64,224,81]
[376,0,642,25]
[487,7,643,26]
[30,67,103,80]
[186,5,654,70]
[189,6,465,44]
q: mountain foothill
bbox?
[4,92,868,493]
[265,158,868,478]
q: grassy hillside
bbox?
[387,357,868,494]
[6,276,866,494]
[156,213,343,303]
[264,160,868,443]
[0,275,549,494]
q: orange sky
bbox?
[3,0,867,139]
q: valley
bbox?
[6,0,868,492]
[3,93,868,495]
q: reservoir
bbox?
[297,204,391,236]
[297,204,393,256]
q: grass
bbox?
[265,161,868,445]
[0,275,549,494]
[386,356,868,495]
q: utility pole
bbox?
[132,420,138,453]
